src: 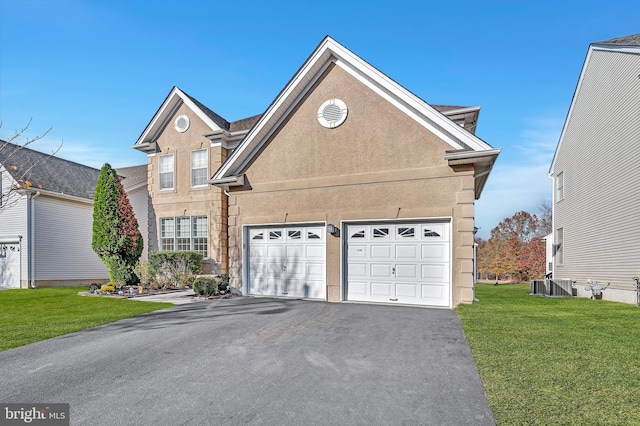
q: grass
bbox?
[457,283,640,425]
[0,287,173,352]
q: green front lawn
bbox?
[0,287,173,351]
[457,283,640,425]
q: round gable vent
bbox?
[317,99,348,128]
[174,114,190,133]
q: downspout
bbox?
[29,191,40,288]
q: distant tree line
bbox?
[476,202,551,282]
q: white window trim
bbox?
[190,149,208,188]
[159,154,175,191]
[556,171,564,202]
[159,215,208,258]
[555,227,564,266]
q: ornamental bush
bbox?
[192,277,218,297]
[92,163,143,285]
[148,251,203,288]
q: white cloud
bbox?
[475,115,562,239]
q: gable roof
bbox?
[117,164,148,191]
[595,33,640,46]
[550,34,640,174]
[211,36,499,197]
[0,140,100,200]
[133,86,229,153]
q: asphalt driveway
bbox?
[0,298,494,425]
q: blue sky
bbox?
[1,0,638,238]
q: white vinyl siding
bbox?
[34,196,108,280]
[160,216,208,257]
[158,154,174,190]
[0,179,28,284]
[190,149,208,187]
[126,186,149,260]
[552,48,640,293]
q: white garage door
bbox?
[247,225,326,299]
[346,222,450,307]
[0,242,21,288]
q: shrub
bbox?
[217,274,230,292]
[193,277,218,297]
[148,251,203,288]
[100,283,116,293]
[133,260,152,288]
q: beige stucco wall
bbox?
[227,65,477,307]
[147,103,228,273]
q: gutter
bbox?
[208,174,245,190]
[28,190,40,288]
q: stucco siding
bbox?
[552,49,640,295]
[147,102,227,272]
[228,65,477,307]
[33,195,108,282]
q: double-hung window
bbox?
[159,216,208,257]
[191,149,208,187]
[159,154,174,190]
[556,172,564,201]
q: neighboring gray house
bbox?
[549,34,640,304]
[0,140,146,288]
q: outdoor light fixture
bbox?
[327,224,340,237]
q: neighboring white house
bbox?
[549,34,640,304]
[0,140,147,288]
[117,165,150,261]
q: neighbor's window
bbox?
[191,149,208,187]
[159,216,208,257]
[555,228,563,265]
[159,154,175,190]
[556,171,564,201]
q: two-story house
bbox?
[549,34,640,304]
[134,36,500,308]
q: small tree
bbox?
[92,163,143,286]
[0,119,61,212]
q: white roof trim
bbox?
[213,36,494,180]
[135,87,223,147]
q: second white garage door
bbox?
[346,222,450,307]
[247,225,326,299]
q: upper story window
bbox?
[191,149,208,187]
[556,171,564,202]
[159,154,174,190]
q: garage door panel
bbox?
[370,263,392,278]
[348,281,367,296]
[421,264,448,281]
[395,264,418,279]
[421,244,448,260]
[348,262,367,278]
[422,284,445,299]
[396,283,418,298]
[396,245,418,259]
[306,262,324,278]
[305,245,324,258]
[371,282,392,296]
[286,245,304,258]
[371,245,391,258]
[348,245,367,258]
